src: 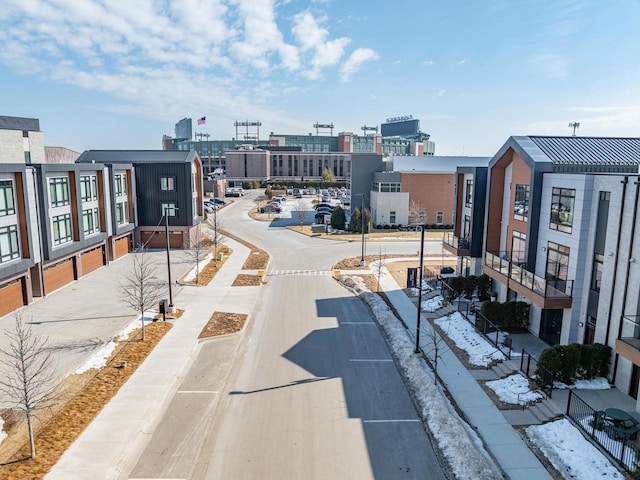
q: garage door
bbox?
[44,258,75,293]
[0,279,25,318]
[140,231,183,249]
[114,236,130,259]
[81,246,104,275]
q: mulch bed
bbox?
[232,274,262,286]
[219,229,269,269]
[198,312,248,339]
[180,248,232,286]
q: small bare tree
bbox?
[294,200,307,230]
[119,249,162,341]
[374,246,387,292]
[408,199,426,225]
[423,322,449,385]
[188,224,213,283]
[206,207,226,264]
[0,314,58,459]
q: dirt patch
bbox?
[386,259,458,288]
[232,274,262,286]
[220,229,269,270]
[180,248,232,286]
[0,322,172,479]
[198,312,248,339]
[333,253,421,271]
[286,225,447,242]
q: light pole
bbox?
[164,206,178,311]
[415,223,425,353]
[353,193,366,266]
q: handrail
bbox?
[443,231,470,250]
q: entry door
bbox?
[539,309,563,345]
[631,365,640,400]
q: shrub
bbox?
[538,343,585,384]
[578,343,611,379]
[383,224,390,229]
[446,276,464,299]
[463,275,477,299]
[476,274,492,301]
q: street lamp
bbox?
[164,205,178,311]
[415,220,425,354]
[353,193,366,266]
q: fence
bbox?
[566,390,640,474]
[455,301,513,360]
[520,349,555,398]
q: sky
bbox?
[1,0,639,156]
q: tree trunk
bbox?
[141,310,146,341]
[27,412,36,459]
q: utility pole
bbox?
[569,122,580,136]
[415,223,425,353]
[164,206,177,311]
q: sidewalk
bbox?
[46,238,263,480]
[371,261,553,480]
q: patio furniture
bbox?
[605,408,640,440]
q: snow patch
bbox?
[182,252,213,282]
[486,373,543,405]
[0,417,6,445]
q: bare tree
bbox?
[206,207,226,264]
[374,246,387,292]
[119,249,162,341]
[422,322,449,385]
[0,314,58,459]
[408,199,426,225]
[187,224,213,283]
[294,200,307,230]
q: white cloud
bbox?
[521,105,640,136]
[339,48,379,82]
[423,60,434,66]
[456,59,466,65]
[529,53,568,78]
[305,37,351,80]
[434,89,446,98]
[292,11,328,50]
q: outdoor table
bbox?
[605,408,633,425]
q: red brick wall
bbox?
[401,172,455,224]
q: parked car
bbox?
[213,198,226,205]
[315,203,333,211]
[259,204,282,214]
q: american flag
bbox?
[197,116,206,125]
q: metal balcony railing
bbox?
[443,232,470,251]
[620,316,640,344]
[484,251,574,300]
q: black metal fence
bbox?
[456,300,513,360]
[566,390,640,474]
[520,349,555,398]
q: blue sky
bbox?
[1,0,639,156]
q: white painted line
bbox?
[363,419,421,423]
[341,321,375,325]
[349,359,393,362]
[176,390,219,394]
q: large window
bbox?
[0,224,19,263]
[513,184,530,222]
[590,253,604,292]
[52,213,72,245]
[465,179,473,207]
[115,202,129,225]
[511,231,527,264]
[546,241,570,292]
[82,208,100,236]
[160,176,175,191]
[0,180,16,216]
[80,175,98,202]
[114,174,127,197]
[161,203,177,216]
[550,187,575,233]
[389,211,396,224]
[436,211,444,224]
[49,177,70,207]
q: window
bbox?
[590,253,604,292]
[465,179,473,207]
[49,177,70,207]
[161,203,177,216]
[115,202,129,225]
[82,208,100,236]
[114,174,127,197]
[436,211,444,224]
[511,231,527,264]
[546,241,570,292]
[550,187,575,233]
[389,211,396,223]
[160,177,175,191]
[0,180,16,216]
[80,175,98,202]
[513,184,530,222]
[0,224,19,263]
[52,213,72,245]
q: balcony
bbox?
[616,316,640,366]
[483,251,573,309]
[443,232,471,257]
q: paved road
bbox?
[131,192,449,479]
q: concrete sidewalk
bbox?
[371,260,553,480]
[46,238,263,480]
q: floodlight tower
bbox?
[313,122,334,136]
[569,122,580,136]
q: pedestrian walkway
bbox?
[374,260,553,480]
[47,237,263,480]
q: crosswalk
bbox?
[268,269,332,276]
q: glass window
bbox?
[389,211,396,223]
[0,180,16,216]
[546,241,570,282]
[0,224,20,263]
[436,211,444,224]
[52,213,72,245]
[82,208,100,236]
[80,175,98,202]
[161,177,175,191]
[116,202,129,225]
[513,184,530,222]
[550,187,575,233]
[511,231,527,264]
[49,177,70,207]
[465,179,473,207]
[590,253,604,292]
[162,203,177,216]
[114,174,127,197]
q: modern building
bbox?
[76,150,204,249]
[0,115,45,164]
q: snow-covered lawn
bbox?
[435,312,505,366]
[486,373,543,405]
[526,419,625,479]
[422,295,443,312]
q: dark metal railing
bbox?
[457,301,512,360]
[443,232,470,251]
[566,390,640,474]
[520,349,554,398]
